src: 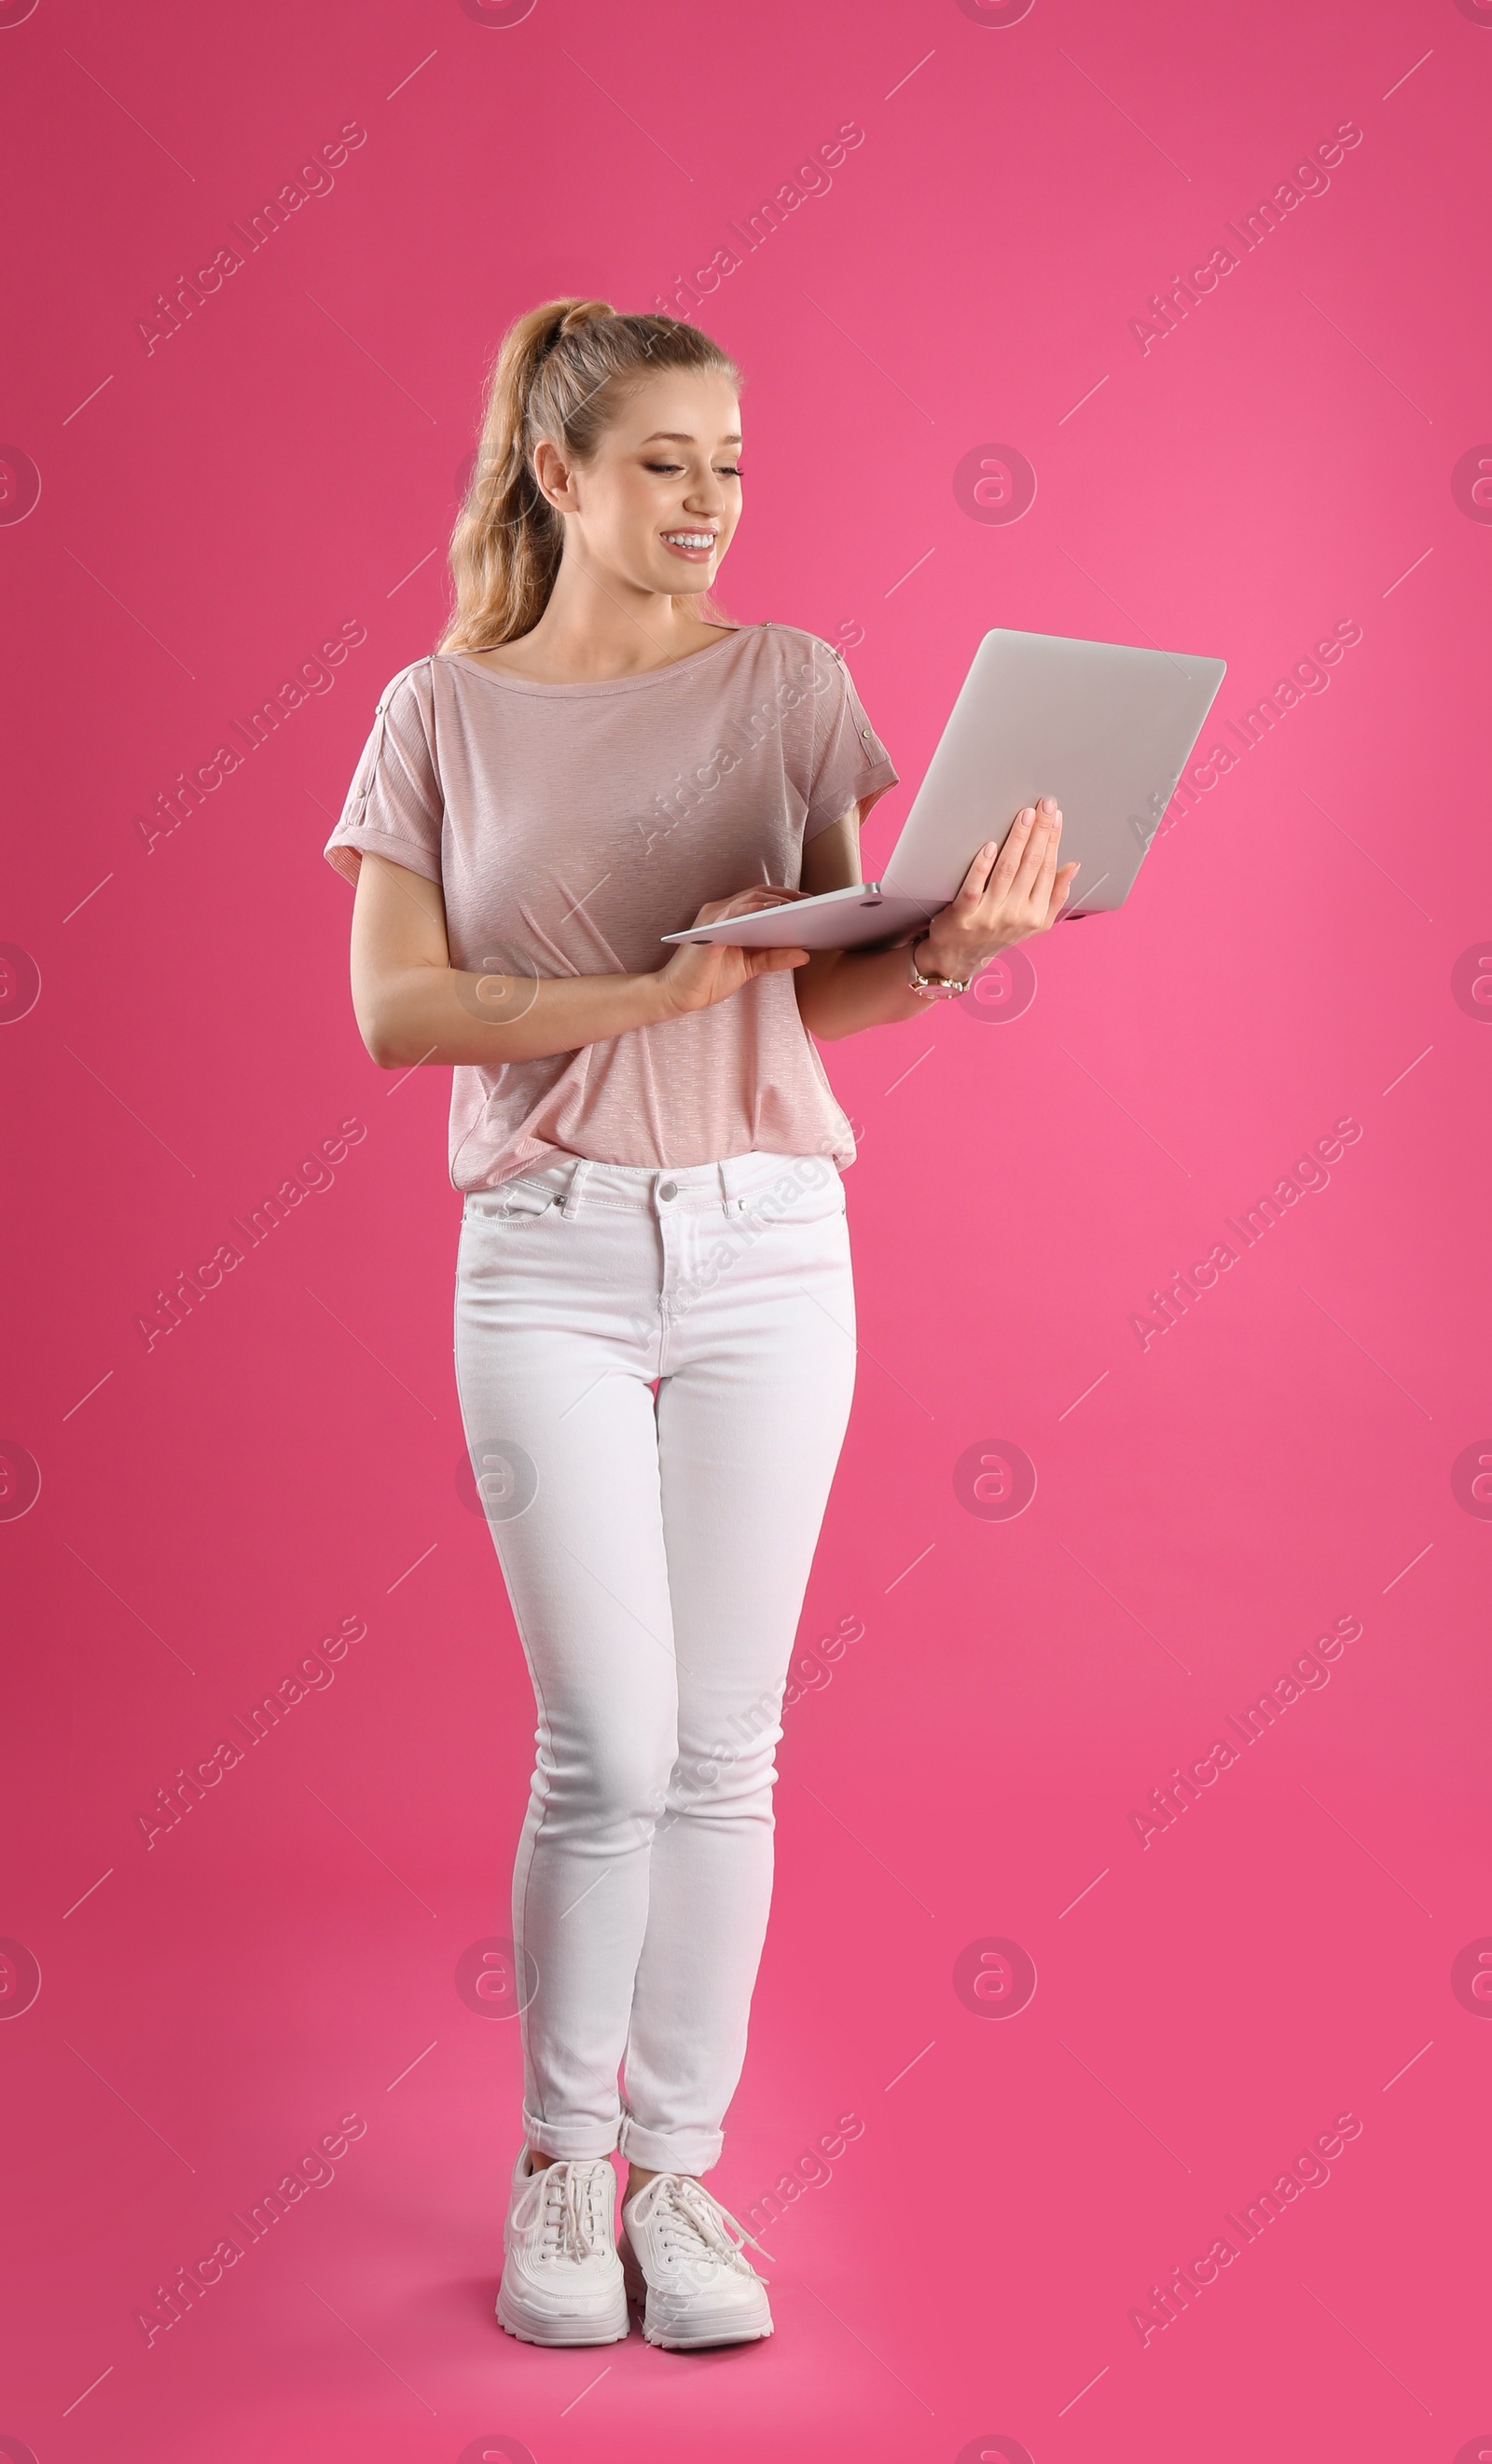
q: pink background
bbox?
[4,0,1490,2456]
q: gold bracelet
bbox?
[906,938,972,999]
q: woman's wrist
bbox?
[642,967,693,1026]
[914,932,977,984]
[916,931,960,976]
[919,928,1016,981]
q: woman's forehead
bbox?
[613,370,741,446]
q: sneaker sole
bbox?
[496,2285,629,2347]
[640,2311,774,2351]
[622,2249,773,2350]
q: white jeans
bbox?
[453,1149,856,2175]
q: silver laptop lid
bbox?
[882,628,1226,914]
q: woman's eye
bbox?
[644,461,684,474]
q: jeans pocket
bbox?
[465,1179,558,1224]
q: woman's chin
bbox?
[652,557,716,594]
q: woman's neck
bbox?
[469,560,732,684]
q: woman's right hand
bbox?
[656,886,811,1017]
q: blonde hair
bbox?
[439,297,741,652]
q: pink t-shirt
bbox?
[323,623,899,1191]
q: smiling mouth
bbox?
[660,530,718,558]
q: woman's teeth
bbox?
[663,531,715,548]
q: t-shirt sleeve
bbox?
[802,640,899,840]
[323,663,443,888]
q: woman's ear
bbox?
[532,435,577,514]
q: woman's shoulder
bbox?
[369,650,434,699]
[743,620,848,684]
[370,654,437,711]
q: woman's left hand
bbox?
[916,798,1080,981]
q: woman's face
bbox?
[539,370,742,603]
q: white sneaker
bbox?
[620,2173,774,2350]
[496,2147,629,2347]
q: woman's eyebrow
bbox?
[638,431,744,446]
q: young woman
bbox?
[324,298,1075,2353]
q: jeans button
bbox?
[658,1178,679,1203]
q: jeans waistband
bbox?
[465,1151,841,1221]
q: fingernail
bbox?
[1039,797,1055,816]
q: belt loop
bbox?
[560,1159,592,1219]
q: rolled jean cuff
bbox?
[617,2113,725,2175]
[523,2107,621,2163]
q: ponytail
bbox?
[439,298,740,652]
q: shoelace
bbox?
[629,2172,773,2274]
[512,2160,605,2264]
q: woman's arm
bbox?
[793,797,1080,1040]
[348,851,812,1068]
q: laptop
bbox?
[660,626,1226,952]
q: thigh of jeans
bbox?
[656,1204,857,1749]
[453,1203,678,1758]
